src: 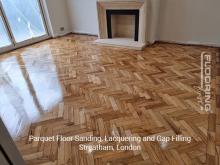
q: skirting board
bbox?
[95,38,146,50]
[71,32,220,48]
[158,39,220,48]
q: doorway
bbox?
[0,0,49,54]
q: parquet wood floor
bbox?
[214,52,220,164]
[0,34,219,165]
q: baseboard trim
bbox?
[52,31,72,38]
[157,40,220,48]
[56,31,220,48]
[72,31,98,37]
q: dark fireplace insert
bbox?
[106,9,139,41]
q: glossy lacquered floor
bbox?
[0,35,219,165]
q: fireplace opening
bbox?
[106,10,139,41]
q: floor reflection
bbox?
[0,45,63,139]
[21,45,63,111]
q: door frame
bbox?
[0,118,25,165]
[0,0,50,54]
[0,9,14,53]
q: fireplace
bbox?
[106,10,139,41]
[95,0,147,50]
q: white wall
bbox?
[67,0,98,35]
[43,0,71,37]
[146,0,160,43]
[44,0,220,46]
[66,0,160,42]
[158,0,220,46]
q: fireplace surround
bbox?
[95,0,147,50]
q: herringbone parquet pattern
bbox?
[0,35,219,165]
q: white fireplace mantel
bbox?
[95,0,148,50]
